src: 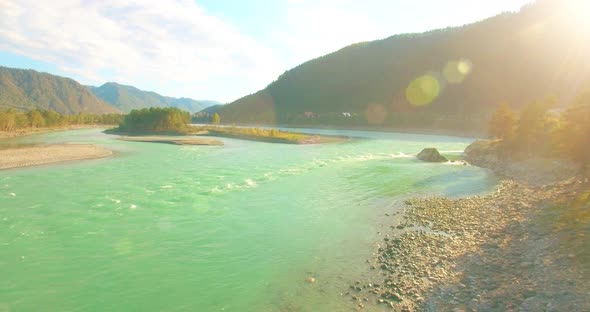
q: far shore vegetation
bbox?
[0,109,123,133]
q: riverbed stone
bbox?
[416,148,448,162]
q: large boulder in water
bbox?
[416,148,448,162]
[463,140,500,167]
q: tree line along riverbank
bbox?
[0,109,122,133]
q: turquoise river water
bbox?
[0,128,497,312]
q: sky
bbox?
[0,0,532,103]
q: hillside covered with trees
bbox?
[218,0,590,132]
[89,82,220,113]
[0,66,120,114]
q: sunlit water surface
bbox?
[0,129,496,311]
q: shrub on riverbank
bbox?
[487,88,590,172]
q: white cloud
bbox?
[0,0,282,101]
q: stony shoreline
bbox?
[0,144,113,170]
[345,142,589,311]
[347,179,588,311]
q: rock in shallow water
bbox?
[416,148,448,162]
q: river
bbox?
[0,128,496,311]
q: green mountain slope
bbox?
[198,104,224,114]
[219,0,590,131]
[0,66,119,114]
[89,82,220,113]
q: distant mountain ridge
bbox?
[0,66,119,114]
[218,0,590,131]
[0,65,222,115]
[88,82,221,113]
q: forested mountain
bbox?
[89,82,220,113]
[198,104,224,114]
[218,0,590,131]
[172,98,219,113]
[0,66,119,114]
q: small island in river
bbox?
[108,107,348,144]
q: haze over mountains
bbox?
[217,0,590,131]
[0,66,220,114]
[88,83,220,113]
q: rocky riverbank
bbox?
[463,140,579,186]
[346,141,589,311]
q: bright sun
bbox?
[554,0,590,38]
[565,0,590,23]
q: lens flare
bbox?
[443,59,472,84]
[457,59,472,75]
[406,75,440,106]
[365,103,387,125]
